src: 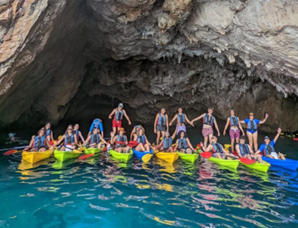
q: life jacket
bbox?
[114,108,124,121]
[178,138,188,149]
[64,133,75,146]
[137,135,146,144]
[263,143,275,155]
[247,119,257,130]
[212,143,224,154]
[230,116,239,127]
[116,134,127,147]
[75,130,79,140]
[177,113,185,124]
[163,137,172,149]
[90,133,100,144]
[203,114,214,126]
[157,113,166,126]
[239,144,250,156]
[45,128,51,137]
[33,136,46,148]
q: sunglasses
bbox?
[68,128,73,130]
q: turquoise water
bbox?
[1,129,298,228]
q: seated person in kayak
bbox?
[201,136,230,159]
[133,127,151,152]
[155,131,175,152]
[74,123,85,143]
[256,128,285,160]
[88,118,104,137]
[174,131,195,154]
[169,108,194,137]
[130,124,142,141]
[154,108,169,145]
[110,128,131,153]
[25,128,52,152]
[53,125,78,151]
[83,127,107,149]
[45,122,54,142]
[235,136,264,163]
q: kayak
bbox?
[52,159,76,169]
[262,157,298,171]
[208,156,240,169]
[22,150,52,164]
[84,148,101,154]
[54,150,82,162]
[132,148,153,160]
[240,161,270,172]
[155,152,179,164]
[177,152,199,163]
[109,149,133,163]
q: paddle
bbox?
[79,154,95,160]
[142,153,152,163]
[0,145,27,152]
[200,152,212,159]
[4,149,22,156]
[238,157,256,164]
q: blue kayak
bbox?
[262,157,298,171]
[132,148,153,160]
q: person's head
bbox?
[8,133,16,141]
[178,108,183,113]
[208,107,214,114]
[92,127,98,134]
[137,127,145,135]
[230,110,235,116]
[38,128,45,136]
[165,131,170,138]
[160,108,166,114]
[249,112,254,120]
[239,136,246,144]
[211,136,217,143]
[66,125,73,134]
[118,103,124,110]
[178,131,186,138]
[118,127,125,135]
[45,122,51,129]
[264,136,270,144]
[74,124,79,130]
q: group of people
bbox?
[24,103,286,161]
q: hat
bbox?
[240,136,246,140]
[264,136,270,140]
[118,127,126,133]
[165,132,170,136]
[8,133,16,138]
[249,112,254,116]
[118,103,124,108]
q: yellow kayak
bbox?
[155,151,179,164]
[22,150,52,164]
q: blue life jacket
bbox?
[45,129,51,137]
[178,138,188,149]
[34,136,46,148]
[75,130,79,139]
[177,113,185,124]
[157,113,166,126]
[263,144,275,155]
[163,137,172,149]
[116,134,127,147]
[203,114,214,126]
[247,120,257,130]
[137,135,146,144]
[212,143,224,154]
[64,133,75,146]
[230,116,239,127]
[90,133,100,144]
[239,144,250,156]
[115,109,124,121]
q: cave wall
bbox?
[0,0,297,132]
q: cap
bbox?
[264,136,270,140]
[118,103,124,108]
[118,127,126,133]
[249,112,254,116]
[8,133,15,138]
[240,136,246,140]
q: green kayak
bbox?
[54,150,82,162]
[208,156,240,169]
[240,161,270,172]
[177,152,199,163]
[84,148,101,154]
[109,149,133,163]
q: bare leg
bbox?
[168,147,174,152]
[60,146,66,151]
[31,148,38,152]
[144,143,150,151]
[156,131,160,145]
[231,138,235,152]
[161,131,165,142]
[252,131,258,152]
[246,132,253,151]
[135,143,146,152]
[204,136,208,149]
[115,147,122,153]
[279,152,286,160]
[39,147,46,152]
[112,127,117,135]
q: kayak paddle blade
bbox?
[239,158,256,165]
[79,154,95,160]
[4,150,18,156]
[142,154,153,163]
[200,152,212,159]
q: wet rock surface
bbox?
[0,0,297,132]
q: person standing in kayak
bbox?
[201,136,229,159]
[223,110,245,152]
[240,112,269,152]
[154,108,169,145]
[110,128,130,153]
[53,125,78,151]
[89,118,104,138]
[83,127,108,149]
[133,126,151,152]
[109,103,132,135]
[74,124,85,143]
[174,131,195,154]
[25,128,51,152]
[235,136,264,163]
[256,128,285,160]
[156,131,175,152]
[45,122,54,142]
[169,108,194,137]
[191,107,220,149]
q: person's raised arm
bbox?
[238,117,245,136]
[191,113,205,125]
[186,138,194,150]
[259,113,269,124]
[174,139,179,151]
[99,121,104,137]
[169,114,177,126]
[274,128,281,143]
[154,114,158,133]
[185,114,194,127]
[25,138,35,150]
[240,119,245,124]
[223,118,230,136]
[123,110,131,125]
[89,123,94,133]
[213,118,221,136]
[108,109,116,119]
[166,114,169,132]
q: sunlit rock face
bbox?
[0,0,297,132]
